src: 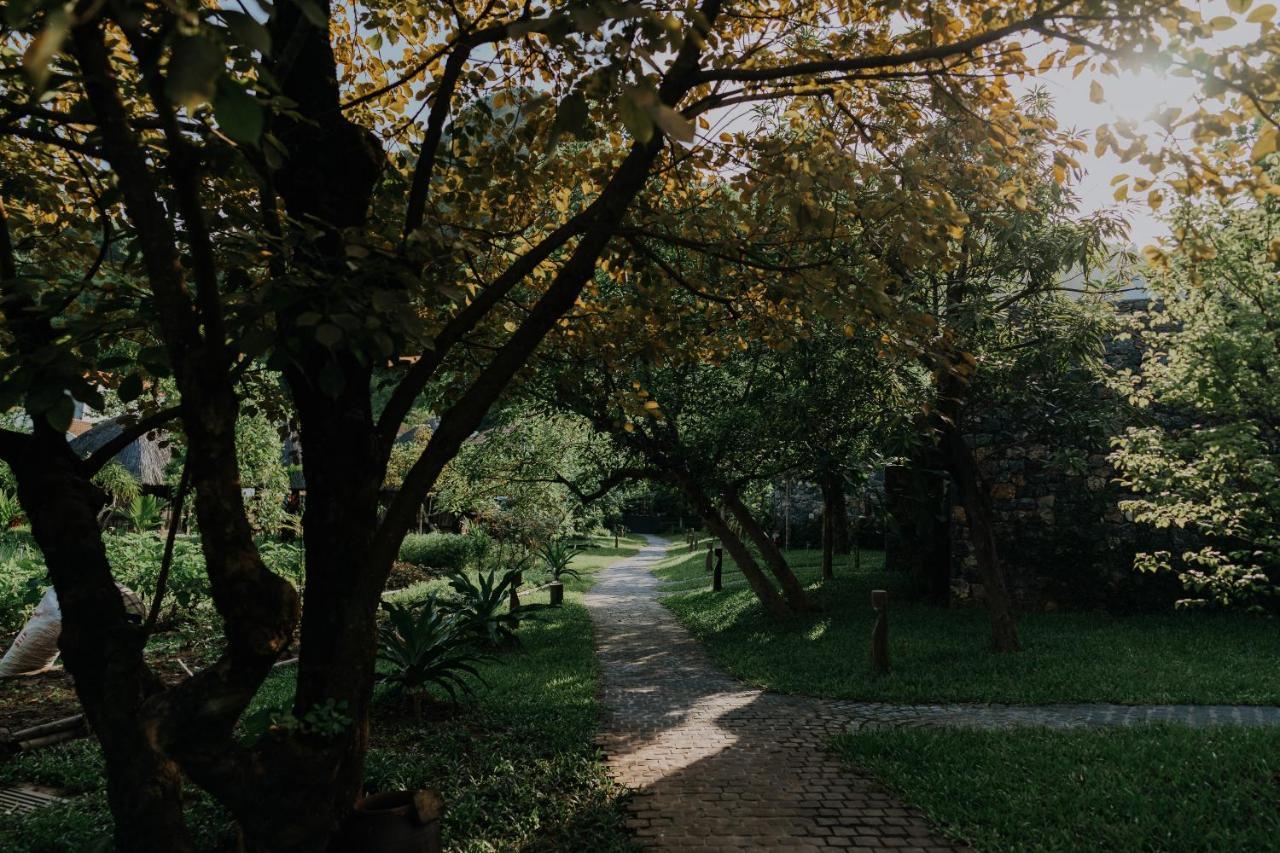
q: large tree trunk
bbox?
[12,430,194,852]
[720,489,810,612]
[239,368,391,851]
[675,477,791,617]
[939,421,1021,653]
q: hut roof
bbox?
[69,418,172,486]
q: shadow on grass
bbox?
[656,549,1280,705]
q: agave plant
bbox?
[444,568,543,647]
[538,539,583,583]
[376,596,485,707]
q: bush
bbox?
[444,569,542,647]
[376,596,485,705]
[398,532,472,571]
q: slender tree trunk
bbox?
[720,489,810,612]
[820,469,849,555]
[12,432,194,852]
[675,478,791,617]
[939,422,1021,652]
[821,502,834,581]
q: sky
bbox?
[1031,0,1253,249]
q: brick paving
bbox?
[587,538,967,851]
[586,536,1280,851]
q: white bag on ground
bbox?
[0,584,146,678]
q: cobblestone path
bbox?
[585,536,1280,851]
[587,538,966,851]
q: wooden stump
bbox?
[549,581,564,606]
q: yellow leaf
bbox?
[1228,0,1251,12]
[1089,80,1105,104]
[1114,184,1130,201]
[1210,15,1237,29]
[1253,127,1278,160]
[1247,3,1276,22]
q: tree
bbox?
[1,1,1274,849]
[862,102,1124,651]
[1111,165,1280,612]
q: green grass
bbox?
[656,547,1280,705]
[833,725,1280,852]
[0,534,641,852]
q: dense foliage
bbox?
[1110,181,1280,612]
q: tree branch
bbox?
[78,406,182,476]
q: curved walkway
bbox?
[585,536,1280,851]
[587,537,966,852]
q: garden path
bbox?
[586,536,1280,851]
[586,537,965,852]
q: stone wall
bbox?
[887,299,1187,612]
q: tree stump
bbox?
[870,589,889,675]
[549,581,564,606]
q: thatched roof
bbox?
[69,418,172,486]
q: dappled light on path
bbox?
[586,537,964,851]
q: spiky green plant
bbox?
[376,596,485,705]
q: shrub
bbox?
[539,539,583,582]
[398,532,472,571]
[376,596,485,705]
[124,494,165,532]
[0,535,48,632]
[444,569,542,647]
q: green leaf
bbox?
[220,10,272,56]
[315,324,343,347]
[213,77,264,143]
[549,91,590,150]
[43,394,74,433]
[21,8,69,90]
[117,373,144,403]
[653,104,695,143]
[290,0,328,28]
[617,89,654,144]
[166,35,226,111]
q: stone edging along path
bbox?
[583,536,1280,852]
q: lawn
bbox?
[655,546,1280,705]
[0,534,644,853]
[833,725,1280,852]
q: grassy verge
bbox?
[655,547,1280,705]
[833,725,1280,852]
[0,534,643,852]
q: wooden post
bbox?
[870,589,889,675]
[712,545,724,591]
[509,571,522,628]
[549,581,564,606]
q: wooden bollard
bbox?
[509,571,522,628]
[712,546,724,591]
[870,589,890,675]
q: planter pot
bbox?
[335,790,442,853]
[549,581,564,606]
